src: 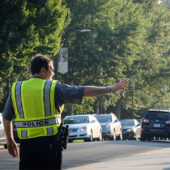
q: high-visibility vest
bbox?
[11,78,64,139]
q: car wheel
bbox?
[119,133,123,140]
[89,131,94,142]
[68,139,73,143]
[140,134,146,141]
[117,132,123,140]
[97,130,102,141]
[155,137,159,140]
[135,133,139,140]
[3,144,7,149]
[85,130,94,142]
[112,131,116,141]
[147,137,151,141]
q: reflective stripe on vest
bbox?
[15,117,59,128]
[44,80,52,116]
[15,81,24,118]
[21,130,27,138]
[47,127,54,135]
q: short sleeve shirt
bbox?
[3,80,84,121]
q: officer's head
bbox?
[31,54,55,80]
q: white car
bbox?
[62,114,102,142]
[95,113,123,140]
[0,114,7,148]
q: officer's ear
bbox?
[40,67,47,76]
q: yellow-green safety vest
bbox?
[11,78,64,139]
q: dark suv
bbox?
[140,109,170,141]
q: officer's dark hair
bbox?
[31,54,53,75]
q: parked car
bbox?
[62,114,102,142]
[120,119,141,140]
[95,113,122,140]
[0,114,7,148]
[140,109,170,141]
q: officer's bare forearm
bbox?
[3,118,14,141]
[83,79,129,97]
[84,86,111,97]
[3,118,18,157]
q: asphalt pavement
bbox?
[1,143,170,170]
[66,147,170,170]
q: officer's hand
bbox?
[7,138,19,157]
[111,78,129,92]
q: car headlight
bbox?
[127,128,135,132]
[127,129,132,132]
[80,126,87,132]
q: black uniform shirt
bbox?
[3,78,84,121]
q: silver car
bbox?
[121,119,141,140]
[62,114,102,142]
[95,113,122,140]
[0,114,7,148]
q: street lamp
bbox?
[58,29,91,74]
[57,28,91,115]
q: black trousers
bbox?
[19,135,62,170]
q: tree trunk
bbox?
[95,103,99,114]
[115,97,122,120]
[99,96,103,114]
[67,104,74,115]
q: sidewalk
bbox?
[67,148,170,170]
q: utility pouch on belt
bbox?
[57,123,69,150]
[61,125,69,149]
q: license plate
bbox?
[154,124,160,128]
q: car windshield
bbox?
[96,115,112,123]
[146,111,170,120]
[121,120,135,126]
[63,116,89,124]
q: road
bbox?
[0,140,169,170]
[63,140,170,169]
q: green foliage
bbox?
[63,0,170,117]
[73,97,96,114]
[0,0,70,111]
[1,0,170,118]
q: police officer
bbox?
[3,54,129,170]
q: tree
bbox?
[63,0,145,116]
[0,0,70,111]
[63,0,170,118]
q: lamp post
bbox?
[57,29,91,116]
[58,29,91,75]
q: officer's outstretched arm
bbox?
[84,78,129,97]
